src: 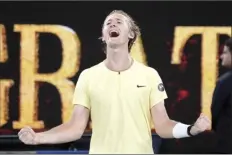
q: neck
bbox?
[105,45,133,72]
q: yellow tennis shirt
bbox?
[73,60,168,154]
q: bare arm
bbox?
[19,69,92,145]
[149,69,210,139]
[151,101,211,139]
[151,101,177,138]
[19,105,90,145]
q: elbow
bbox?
[71,124,85,141]
[155,129,170,139]
[68,127,84,141]
[155,126,169,139]
[75,129,84,140]
[65,122,84,141]
[154,121,174,139]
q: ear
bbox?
[101,36,105,42]
[128,31,135,39]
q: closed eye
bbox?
[116,19,122,24]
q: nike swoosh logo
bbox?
[137,85,146,88]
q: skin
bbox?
[18,12,211,145]
[221,46,232,68]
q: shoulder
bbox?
[79,61,104,77]
[134,60,160,77]
[218,71,232,84]
[215,71,232,92]
[217,71,232,90]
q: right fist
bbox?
[18,126,39,145]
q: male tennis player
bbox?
[18,10,211,154]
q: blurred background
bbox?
[0,1,231,154]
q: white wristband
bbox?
[172,123,190,139]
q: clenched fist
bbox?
[190,113,211,136]
[18,126,40,145]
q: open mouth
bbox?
[109,30,120,38]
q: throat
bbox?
[105,57,133,72]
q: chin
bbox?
[108,42,120,49]
[222,63,230,68]
[108,41,123,47]
[109,38,121,43]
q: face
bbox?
[102,13,134,48]
[220,46,231,68]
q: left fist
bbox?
[190,113,211,136]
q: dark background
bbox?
[0,1,232,153]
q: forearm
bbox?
[156,120,191,139]
[156,120,177,138]
[152,101,209,139]
[36,122,82,144]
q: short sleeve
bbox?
[149,69,168,108]
[72,69,91,109]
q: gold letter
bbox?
[0,80,14,127]
[13,25,81,129]
[0,25,8,62]
[171,26,231,120]
[0,25,13,127]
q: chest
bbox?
[88,73,151,108]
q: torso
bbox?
[85,60,163,154]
